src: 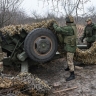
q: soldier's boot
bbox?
[66,71,75,81]
[65,67,69,71]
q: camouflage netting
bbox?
[75,41,96,64]
[0,73,51,96]
[0,19,56,36]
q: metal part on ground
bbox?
[0,73,51,96]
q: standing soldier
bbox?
[53,16,77,81]
[81,18,96,48]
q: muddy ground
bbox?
[4,58,96,96]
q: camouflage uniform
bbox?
[53,22,77,72]
[53,16,77,81]
[67,52,74,72]
[81,18,96,48]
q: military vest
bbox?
[64,24,77,47]
[85,24,94,37]
[85,23,96,42]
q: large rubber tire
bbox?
[24,28,58,62]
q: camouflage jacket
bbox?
[82,23,96,43]
[53,23,77,53]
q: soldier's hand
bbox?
[80,37,83,43]
[53,23,58,28]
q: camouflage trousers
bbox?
[67,52,74,72]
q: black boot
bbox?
[65,67,69,71]
[66,71,75,81]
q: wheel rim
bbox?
[33,36,52,56]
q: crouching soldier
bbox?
[53,16,77,81]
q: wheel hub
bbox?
[34,37,51,54]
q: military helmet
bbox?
[86,18,92,22]
[65,15,74,23]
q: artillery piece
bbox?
[0,19,91,72]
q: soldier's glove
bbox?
[48,21,57,29]
[53,23,58,28]
[52,23,58,34]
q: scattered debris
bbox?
[53,82,61,89]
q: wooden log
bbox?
[75,66,83,70]
[53,86,77,93]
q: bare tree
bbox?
[38,0,91,22]
[0,0,23,27]
[31,10,41,20]
[87,7,96,17]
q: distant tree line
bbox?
[0,0,96,28]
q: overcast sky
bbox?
[20,0,96,17]
[20,0,49,16]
